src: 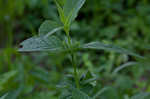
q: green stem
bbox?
[71,52,80,89]
[65,28,80,89]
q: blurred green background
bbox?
[0,0,150,99]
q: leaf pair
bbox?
[18,0,142,59]
[19,37,143,59]
[54,0,86,28]
[18,19,142,58]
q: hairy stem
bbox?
[65,28,80,89]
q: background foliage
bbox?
[0,0,150,99]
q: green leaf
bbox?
[56,0,66,6]
[54,0,86,27]
[94,87,119,99]
[131,92,150,99]
[93,87,111,99]
[82,42,143,58]
[0,94,8,99]
[31,67,50,84]
[59,89,72,99]
[72,89,92,99]
[54,0,66,24]
[18,36,64,52]
[80,71,93,81]
[112,62,137,74]
[80,71,97,85]
[5,87,23,99]
[39,20,63,36]
[63,0,86,27]
[0,71,17,91]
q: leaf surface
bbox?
[0,94,8,99]
[82,42,143,58]
[131,92,150,99]
[39,20,63,36]
[72,89,92,99]
[18,36,63,52]
[54,0,66,23]
[63,0,86,27]
[0,71,17,91]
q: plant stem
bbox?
[65,28,80,89]
[71,52,80,89]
